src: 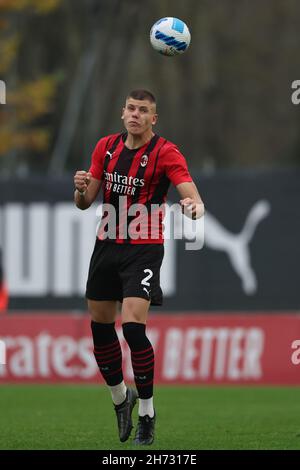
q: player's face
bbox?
[122,98,158,135]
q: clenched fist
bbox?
[74,170,92,195]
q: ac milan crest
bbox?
[140,155,148,167]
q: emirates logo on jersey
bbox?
[140,155,148,167]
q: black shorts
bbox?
[86,239,164,306]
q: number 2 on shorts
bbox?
[141,269,153,287]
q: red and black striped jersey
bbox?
[89,132,192,244]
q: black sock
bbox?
[122,322,154,399]
[91,321,123,386]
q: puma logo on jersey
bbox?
[105,151,114,159]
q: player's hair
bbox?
[127,89,156,103]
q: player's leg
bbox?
[121,298,156,445]
[122,297,154,415]
[89,299,124,402]
[119,244,163,445]
[86,239,137,442]
[88,299,137,442]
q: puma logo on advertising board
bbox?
[172,199,271,294]
[204,200,271,294]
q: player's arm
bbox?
[74,170,102,210]
[176,181,205,219]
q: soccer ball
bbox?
[150,17,191,56]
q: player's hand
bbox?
[74,171,92,194]
[180,198,204,219]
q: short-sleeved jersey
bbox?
[89,132,192,244]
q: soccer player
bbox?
[74,89,204,445]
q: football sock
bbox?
[138,397,154,418]
[91,321,124,387]
[122,322,155,400]
[109,380,127,406]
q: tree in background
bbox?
[0,0,62,174]
[1,0,300,173]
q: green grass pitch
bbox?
[0,385,300,450]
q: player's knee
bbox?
[123,311,144,324]
[122,322,146,346]
[122,298,148,324]
[88,300,116,323]
[90,310,107,322]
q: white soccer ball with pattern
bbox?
[150,17,191,56]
